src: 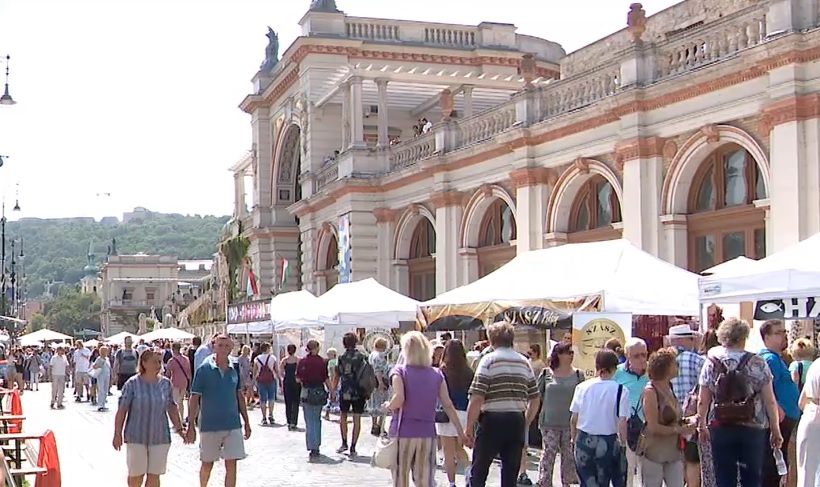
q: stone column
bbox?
[431,191,465,293]
[392,260,409,295]
[615,137,664,254]
[373,208,398,287]
[340,80,351,151]
[761,93,820,250]
[659,215,688,268]
[350,76,366,148]
[299,226,318,294]
[233,172,246,218]
[457,248,479,286]
[463,86,474,118]
[509,167,555,254]
[347,209,379,281]
[376,79,389,147]
[251,107,273,228]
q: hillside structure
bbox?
[231,0,820,303]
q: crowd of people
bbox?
[12,316,820,487]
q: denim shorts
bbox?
[257,381,277,404]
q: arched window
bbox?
[687,144,767,272]
[478,199,517,277]
[320,234,339,291]
[408,219,436,301]
[568,175,622,243]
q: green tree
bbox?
[40,288,102,336]
[28,313,46,332]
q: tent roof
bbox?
[271,290,322,331]
[426,239,700,316]
[701,256,758,276]
[140,328,195,342]
[18,329,73,342]
[317,278,420,327]
[699,232,820,302]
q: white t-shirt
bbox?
[255,354,276,377]
[50,355,69,377]
[73,348,92,373]
[803,358,820,417]
[570,377,631,435]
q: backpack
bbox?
[256,356,275,385]
[709,352,756,424]
[356,355,378,397]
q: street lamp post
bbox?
[0,55,16,106]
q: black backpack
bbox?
[616,385,645,451]
[710,353,756,424]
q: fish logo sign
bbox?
[754,297,820,320]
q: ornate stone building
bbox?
[234,0,820,302]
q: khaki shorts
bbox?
[200,429,246,463]
[74,371,89,386]
[126,443,171,477]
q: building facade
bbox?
[233,0,820,302]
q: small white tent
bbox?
[426,239,700,316]
[18,329,73,343]
[699,232,820,303]
[317,278,420,328]
[701,256,757,276]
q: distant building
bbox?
[122,207,154,223]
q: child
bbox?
[324,348,339,420]
[789,337,816,391]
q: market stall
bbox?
[225,299,272,336]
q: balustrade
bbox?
[315,162,340,190]
[388,134,436,170]
[345,21,401,41]
[457,105,517,147]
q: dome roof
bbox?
[83,263,99,276]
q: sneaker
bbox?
[49,403,54,410]
[97,407,108,412]
[261,418,268,426]
[336,444,348,454]
[349,446,357,457]
[57,404,65,409]
[517,473,533,486]
[309,449,320,459]
[268,416,274,424]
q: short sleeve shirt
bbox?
[570,378,630,436]
[118,375,175,445]
[336,349,366,401]
[802,358,820,416]
[191,356,242,433]
[698,346,773,427]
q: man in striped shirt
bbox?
[465,321,539,487]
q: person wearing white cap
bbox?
[667,323,704,487]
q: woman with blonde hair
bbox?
[385,331,466,487]
[789,338,816,391]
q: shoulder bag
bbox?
[372,370,404,470]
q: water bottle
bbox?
[773,448,788,476]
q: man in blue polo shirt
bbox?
[187,334,251,487]
[758,319,800,487]
[613,337,649,487]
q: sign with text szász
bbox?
[227,299,271,325]
[754,297,820,320]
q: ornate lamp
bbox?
[0,56,16,106]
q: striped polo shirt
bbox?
[469,347,538,413]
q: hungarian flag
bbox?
[280,257,290,290]
[246,258,259,297]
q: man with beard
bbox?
[758,319,800,487]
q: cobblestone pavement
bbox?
[20,383,555,487]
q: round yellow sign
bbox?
[572,317,626,377]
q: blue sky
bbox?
[0,0,681,220]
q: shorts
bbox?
[257,382,277,403]
[684,439,700,463]
[200,429,246,463]
[436,410,468,437]
[118,373,135,390]
[74,371,89,386]
[339,399,366,415]
[126,443,171,476]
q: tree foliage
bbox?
[6,213,230,298]
[38,287,102,336]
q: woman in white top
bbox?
[796,358,820,487]
[570,349,630,487]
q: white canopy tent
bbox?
[140,328,195,342]
[701,256,757,276]
[105,331,139,345]
[426,239,701,316]
[270,290,323,332]
[699,232,820,303]
[17,329,73,343]
[316,278,421,328]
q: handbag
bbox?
[300,385,329,406]
[434,409,449,423]
[89,366,102,380]
[372,370,404,470]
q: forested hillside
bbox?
[5,213,230,298]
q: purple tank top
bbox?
[388,365,443,438]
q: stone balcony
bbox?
[305,0,786,191]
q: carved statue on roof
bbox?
[111,237,118,256]
[309,0,340,13]
[627,3,647,43]
[259,27,280,72]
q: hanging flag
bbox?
[246,258,259,297]
[280,257,290,290]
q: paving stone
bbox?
[20,384,556,486]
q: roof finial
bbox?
[309,0,340,13]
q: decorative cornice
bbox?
[242,68,300,113]
[613,136,666,170]
[759,94,820,135]
[508,167,557,188]
[372,207,399,223]
[430,190,466,209]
